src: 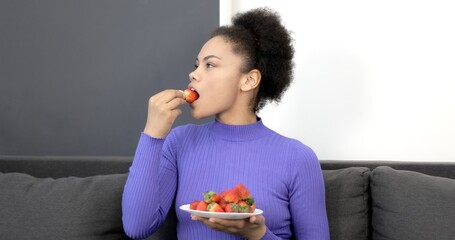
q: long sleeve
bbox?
[122,133,178,239]
[288,143,330,240]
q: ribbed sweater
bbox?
[122,119,330,239]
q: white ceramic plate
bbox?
[179,204,263,220]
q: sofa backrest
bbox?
[2,156,454,179]
[321,160,455,178]
[1,156,454,240]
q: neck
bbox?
[216,112,257,125]
[215,90,258,125]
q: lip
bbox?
[186,85,199,104]
[187,85,197,92]
[188,86,199,95]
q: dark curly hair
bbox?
[211,7,295,113]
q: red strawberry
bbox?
[222,188,240,203]
[183,88,199,103]
[203,191,220,203]
[219,190,228,204]
[224,203,240,213]
[237,201,251,213]
[190,200,199,210]
[236,183,251,200]
[196,201,208,211]
[207,202,224,212]
[218,198,227,209]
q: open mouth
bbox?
[184,88,199,103]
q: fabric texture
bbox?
[370,166,455,240]
[0,171,130,240]
[323,167,370,240]
[122,119,330,240]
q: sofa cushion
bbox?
[323,167,370,240]
[371,166,455,240]
[0,171,130,240]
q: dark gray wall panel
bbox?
[0,0,218,156]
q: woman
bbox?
[122,7,330,240]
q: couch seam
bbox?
[361,168,372,240]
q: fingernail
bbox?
[191,215,197,220]
[209,218,216,222]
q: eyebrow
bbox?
[196,55,222,62]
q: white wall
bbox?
[221,0,455,161]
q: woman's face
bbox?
[188,36,248,121]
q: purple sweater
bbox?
[122,119,330,239]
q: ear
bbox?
[240,69,261,92]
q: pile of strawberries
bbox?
[190,183,256,213]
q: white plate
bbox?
[179,204,263,220]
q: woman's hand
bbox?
[191,214,267,240]
[143,89,186,138]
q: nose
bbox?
[188,70,197,82]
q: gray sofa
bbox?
[1,155,454,240]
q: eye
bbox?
[206,63,214,68]
[194,64,199,69]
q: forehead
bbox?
[197,36,238,61]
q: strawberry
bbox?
[222,188,240,203]
[190,200,199,210]
[206,202,224,212]
[218,198,227,209]
[183,88,199,103]
[203,190,220,203]
[250,202,256,212]
[196,200,208,211]
[224,203,240,213]
[236,183,251,200]
[240,201,251,213]
[244,196,255,206]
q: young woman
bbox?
[122,7,330,240]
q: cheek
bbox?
[206,80,238,105]
[191,82,238,117]
[203,90,235,111]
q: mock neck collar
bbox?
[211,118,272,141]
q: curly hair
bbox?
[211,7,295,112]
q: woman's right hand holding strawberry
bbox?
[143,89,186,138]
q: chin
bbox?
[191,112,205,120]
[191,109,211,120]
